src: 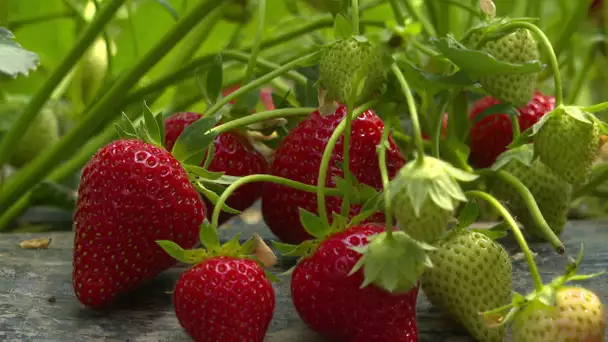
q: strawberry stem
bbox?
[201,51,320,119]
[340,101,354,218]
[209,107,315,134]
[500,21,564,106]
[352,0,360,35]
[391,63,426,165]
[489,169,565,253]
[402,0,437,37]
[378,121,394,237]
[243,0,266,84]
[316,100,378,228]
[510,115,521,141]
[0,0,225,211]
[210,175,343,232]
[466,190,544,292]
[0,0,127,169]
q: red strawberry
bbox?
[469,91,555,168]
[174,256,275,342]
[261,105,406,244]
[291,223,419,342]
[164,112,268,225]
[73,139,205,308]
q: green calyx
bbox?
[389,157,479,216]
[481,244,604,329]
[318,35,392,105]
[115,104,241,216]
[349,230,435,293]
[157,221,279,281]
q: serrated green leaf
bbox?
[298,208,329,239]
[194,181,240,214]
[473,103,520,124]
[458,201,479,228]
[219,233,242,255]
[433,36,543,78]
[396,59,475,93]
[185,165,225,180]
[333,14,351,40]
[156,240,207,264]
[199,222,220,253]
[471,227,508,240]
[205,55,223,105]
[491,144,534,171]
[563,106,593,124]
[272,241,299,254]
[142,103,162,145]
[172,116,219,163]
[0,27,39,78]
[121,112,137,136]
[114,124,138,140]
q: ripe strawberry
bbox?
[533,107,601,185]
[291,223,419,342]
[421,229,512,341]
[164,112,268,225]
[261,105,406,244]
[73,139,205,308]
[173,256,275,342]
[469,91,555,168]
[319,36,390,104]
[512,286,606,342]
[490,156,571,240]
[467,29,540,106]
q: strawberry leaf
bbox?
[299,208,330,239]
[350,231,435,293]
[432,35,543,78]
[154,0,180,21]
[156,240,207,264]
[581,101,608,114]
[184,165,225,180]
[272,240,318,257]
[172,116,219,164]
[205,55,223,105]
[458,201,479,229]
[219,233,243,256]
[240,236,256,255]
[395,58,475,93]
[199,221,220,253]
[471,221,508,240]
[333,14,352,40]
[0,27,39,78]
[472,103,520,124]
[142,103,162,146]
[155,109,166,147]
[194,181,240,214]
[491,143,535,171]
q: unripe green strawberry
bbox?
[0,96,60,168]
[319,36,389,104]
[394,196,451,244]
[490,158,572,241]
[534,107,601,185]
[467,29,540,106]
[512,286,606,342]
[421,229,512,342]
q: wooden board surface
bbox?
[1,218,607,341]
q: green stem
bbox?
[0,0,126,169]
[92,0,114,77]
[391,63,425,164]
[243,0,266,83]
[340,101,355,218]
[122,50,309,108]
[210,108,314,134]
[499,22,564,106]
[316,100,378,228]
[573,164,608,199]
[0,0,223,210]
[211,175,342,231]
[510,115,521,141]
[465,190,544,292]
[352,0,360,35]
[480,169,565,253]
[431,95,450,159]
[389,0,406,24]
[7,11,76,31]
[402,0,437,37]
[379,121,394,237]
[202,52,319,118]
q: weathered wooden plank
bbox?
[0,219,607,341]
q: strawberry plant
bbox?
[2,0,608,340]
